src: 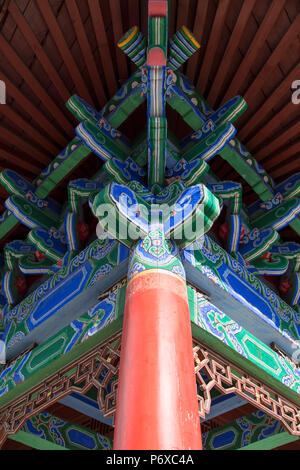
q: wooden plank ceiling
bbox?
[0,0,299,241]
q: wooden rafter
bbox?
[0,144,42,174]
[65,0,107,107]
[0,125,49,166]
[238,62,300,141]
[0,71,68,147]
[255,121,300,161]
[0,104,58,156]
[87,0,118,99]
[272,156,300,180]
[0,33,74,136]
[243,13,300,104]
[176,0,190,31]
[207,0,256,107]
[8,0,70,104]
[247,101,299,151]
[108,0,128,84]
[223,0,286,102]
[197,0,231,96]
[185,0,209,83]
[263,140,300,171]
[36,0,93,105]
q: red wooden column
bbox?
[113,269,202,450]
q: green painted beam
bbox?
[238,431,299,450]
[0,316,123,410]
[8,430,69,450]
[191,322,300,407]
[35,142,91,199]
[0,214,19,240]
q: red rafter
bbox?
[238,62,300,141]
[243,13,300,104]
[0,33,74,136]
[0,71,68,147]
[207,0,256,107]
[36,0,93,105]
[197,0,231,96]
[87,0,118,99]
[185,0,209,83]
[8,0,70,104]
[108,0,128,84]
[66,0,107,107]
[222,0,286,102]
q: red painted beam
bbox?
[243,14,300,105]
[0,125,49,166]
[255,121,300,162]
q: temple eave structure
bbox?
[0,0,299,451]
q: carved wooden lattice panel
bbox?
[0,332,122,447]
[193,340,300,436]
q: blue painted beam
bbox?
[6,260,128,361]
[184,261,296,359]
[200,394,247,423]
[59,393,114,427]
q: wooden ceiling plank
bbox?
[223,0,286,103]
[207,0,257,107]
[0,125,50,165]
[176,0,190,31]
[255,121,300,161]
[247,102,296,152]
[271,158,300,180]
[0,146,42,174]
[87,0,118,98]
[244,13,300,104]
[36,0,93,105]
[168,0,177,39]
[0,105,58,155]
[238,62,300,141]
[0,71,67,147]
[247,101,297,150]
[8,0,70,104]
[108,0,128,85]
[185,0,209,83]
[0,33,74,136]
[263,140,300,170]
[197,0,231,96]
[128,0,140,75]
[140,0,148,37]
[66,0,107,106]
